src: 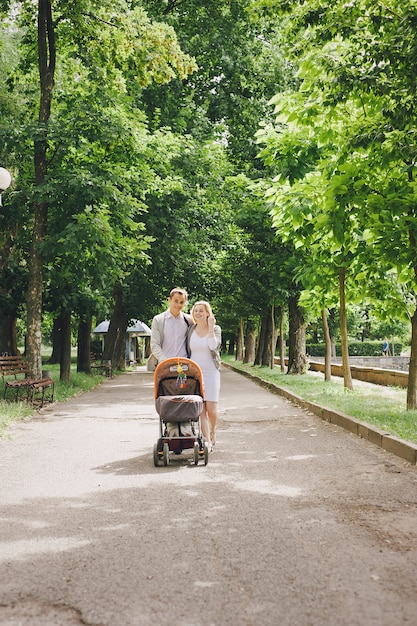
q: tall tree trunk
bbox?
[77,314,92,373]
[244,318,257,364]
[235,317,244,361]
[261,313,273,365]
[287,294,307,374]
[321,308,332,382]
[406,189,417,409]
[278,306,285,372]
[103,296,121,362]
[254,314,270,365]
[26,0,56,378]
[0,312,18,355]
[26,208,46,377]
[406,308,417,409]
[339,266,353,390]
[59,310,71,381]
[270,302,275,369]
[103,283,128,370]
[114,319,127,371]
[48,314,64,364]
[144,336,151,359]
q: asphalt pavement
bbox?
[0,364,416,626]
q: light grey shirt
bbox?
[150,310,192,363]
[162,311,188,359]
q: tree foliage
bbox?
[2,0,414,397]
[255,0,417,405]
[0,0,198,375]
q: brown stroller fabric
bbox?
[158,377,201,397]
[155,395,204,423]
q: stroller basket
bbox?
[155,394,203,423]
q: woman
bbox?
[187,300,221,450]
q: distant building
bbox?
[93,319,151,363]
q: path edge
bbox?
[223,362,417,465]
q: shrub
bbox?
[306,341,403,357]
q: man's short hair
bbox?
[169,287,188,300]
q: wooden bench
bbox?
[0,355,54,406]
[28,377,55,407]
[91,358,112,378]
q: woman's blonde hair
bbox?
[191,300,213,321]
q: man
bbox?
[149,287,194,438]
[148,287,193,370]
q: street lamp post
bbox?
[0,167,12,206]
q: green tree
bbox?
[129,130,236,320]
[141,0,287,165]
[255,0,417,406]
[1,0,197,377]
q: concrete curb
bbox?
[223,362,417,465]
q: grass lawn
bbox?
[0,361,107,437]
[222,355,417,446]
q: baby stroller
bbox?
[153,357,209,466]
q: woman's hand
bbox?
[208,314,216,332]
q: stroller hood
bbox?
[154,357,205,399]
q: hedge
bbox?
[305,341,403,357]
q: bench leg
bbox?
[30,382,55,406]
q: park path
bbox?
[0,365,416,625]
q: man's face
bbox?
[169,293,186,317]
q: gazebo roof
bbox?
[93,319,151,336]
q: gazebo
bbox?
[93,319,151,364]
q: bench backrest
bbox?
[0,356,31,380]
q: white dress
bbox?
[189,332,220,402]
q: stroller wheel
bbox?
[193,442,199,466]
[163,443,170,466]
[153,443,160,467]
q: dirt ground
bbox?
[0,365,416,625]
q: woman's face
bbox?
[193,304,208,321]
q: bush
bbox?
[306,341,403,357]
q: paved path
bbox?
[0,366,416,625]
